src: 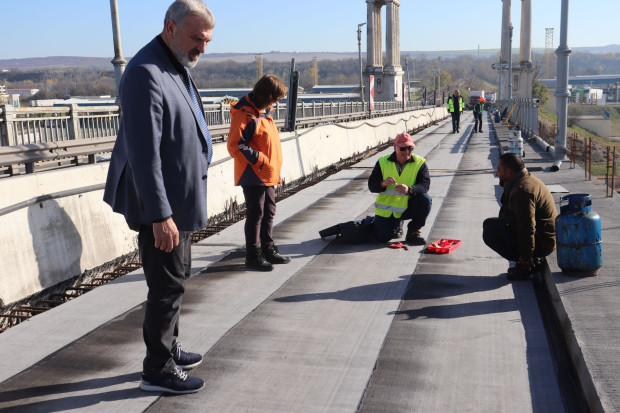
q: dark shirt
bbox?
[156,35,185,77]
[368,152,430,196]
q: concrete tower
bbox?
[499,0,534,99]
[364,0,404,101]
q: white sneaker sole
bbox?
[177,358,202,370]
[139,379,205,394]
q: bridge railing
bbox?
[0,99,439,174]
[494,98,539,139]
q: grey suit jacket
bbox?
[104,37,210,231]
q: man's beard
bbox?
[170,38,200,68]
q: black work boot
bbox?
[262,245,291,264]
[395,221,404,238]
[245,249,273,271]
[507,265,531,281]
[405,228,426,245]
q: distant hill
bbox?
[1,45,618,70]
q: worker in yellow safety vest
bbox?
[368,132,432,244]
[447,89,465,133]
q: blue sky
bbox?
[1,0,618,59]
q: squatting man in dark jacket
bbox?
[368,132,432,245]
[482,153,558,281]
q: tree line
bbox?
[0,51,616,102]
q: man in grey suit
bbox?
[104,0,214,394]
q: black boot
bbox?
[395,221,404,238]
[405,228,426,245]
[262,245,291,264]
[245,249,273,271]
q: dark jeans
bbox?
[374,192,432,243]
[138,225,192,375]
[243,185,276,252]
[474,112,483,131]
[451,112,461,132]
[482,217,554,262]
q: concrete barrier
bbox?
[0,108,446,306]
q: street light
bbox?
[405,56,410,101]
[357,22,366,103]
[508,23,513,100]
[109,0,126,98]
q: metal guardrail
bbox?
[495,98,540,139]
[0,100,433,175]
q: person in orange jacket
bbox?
[227,75,291,271]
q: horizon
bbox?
[1,44,618,64]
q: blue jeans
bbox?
[373,192,432,243]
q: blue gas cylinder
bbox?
[494,112,500,123]
[555,193,602,275]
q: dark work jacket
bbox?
[473,101,484,114]
[499,169,558,261]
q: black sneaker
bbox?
[507,267,532,281]
[262,245,291,264]
[172,342,202,370]
[507,258,545,279]
[405,228,426,245]
[246,249,274,271]
[140,366,204,394]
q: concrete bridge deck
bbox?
[0,113,618,412]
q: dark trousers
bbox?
[482,217,554,262]
[138,225,192,374]
[373,192,433,243]
[243,185,276,252]
[474,112,483,131]
[451,112,461,132]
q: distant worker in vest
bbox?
[482,153,558,281]
[473,97,485,133]
[368,132,432,245]
[227,75,291,271]
[447,89,465,133]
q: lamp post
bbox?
[552,0,572,171]
[357,22,366,103]
[508,24,513,100]
[109,0,126,98]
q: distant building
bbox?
[312,85,359,94]
[198,88,252,99]
[540,74,620,89]
[0,85,8,105]
[5,88,39,96]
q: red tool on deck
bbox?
[427,239,461,253]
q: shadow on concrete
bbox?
[0,372,147,412]
[513,279,569,413]
[451,127,472,154]
[390,297,516,319]
[28,199,83,292]
[275,274,509,305]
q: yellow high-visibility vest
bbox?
[375,154,426,218]
[447,95,464,112]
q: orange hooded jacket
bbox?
[227,93,283,186]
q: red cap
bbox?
[394,132,414,147]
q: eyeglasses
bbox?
[397,146,413,152]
